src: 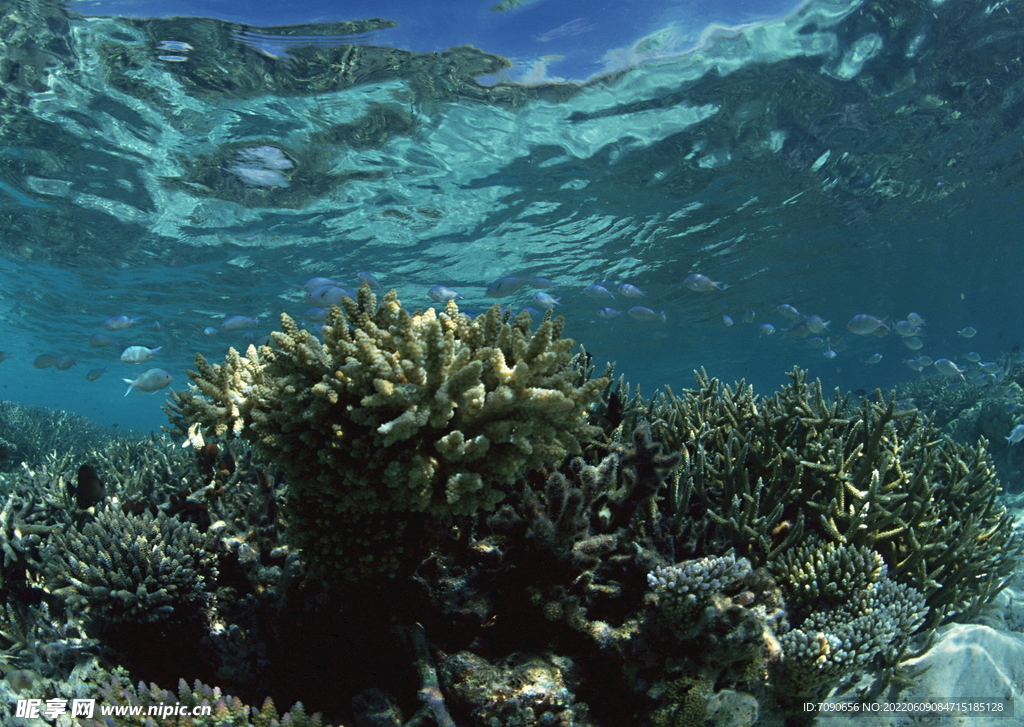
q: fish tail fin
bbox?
[659,311,667,322]
[122,379,134,396]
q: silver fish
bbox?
[846,314,888,336]
[531,291,561,308]
[934,358,964,377]
[428,285,463,302]
[486,277,527,298]
[120,345,161,363]
[683,273,725,291]
[123,368,173,395]
[222,315,259,331]
[627,306,666,322]
[305,285,353,308]
[103,315,140,331]
[617,284,646,298]
[357,271,381,288]
[1007,424,1024,444]
[584,284,616,300]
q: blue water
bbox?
[1,0,1023,435]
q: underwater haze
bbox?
[1,0,1022,435]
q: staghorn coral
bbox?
[43,508,216,624]
[616,367,1022,629]
[165,285,608,576]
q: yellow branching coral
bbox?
[166,286,608,526]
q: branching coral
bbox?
[43,509,216,624]
[80,669,332,727]
[165,285,608,576]
[769,541,929,698]
[619,367,1022,628]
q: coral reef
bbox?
[165,285,608,576]
[769,541,929,697]
[0,399,115,472]
[43,508,216,624]
[617,368,1022,629]
[2,360,1020,727]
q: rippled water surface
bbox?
[1,0,1023,433]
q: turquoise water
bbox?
[1,0,1023,435]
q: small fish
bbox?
[304,277,338,291]
[741,309,756,323]
[916,356,934,367]
[428,285,463,302]
[531,291,561,308]
[902,336,924,350]
[907,312,926,327]
[103,315,140,331]
[864,354,883,364]
[73,463,105,509]
[85,367,107,381]
[1006,424,1024,444]
[759,324,776,336]
[894,320,921,337]
[120,345,161,363]
[979,362,1002,375]
[584,284,616,300]
[617,283,647,298]
[55,355,76,371]
[777,304,802,321]
[486,277,527,298]
[683,273,726,291]
[964,352,982,362]
[304,307,328,322]
[597,308,621,319]
[88,334,115,347]
[805,315,829,334]
[123,368,173,395]
[822,347,837,359]
[904,358,926,372]
[806,337,824,347]
[150,321,162,332]
[526,277,554,288]
[305,285,352,308]
[203,327,218,336]
[222,315,259,332]
[357,271,381,288]
[722,315,734,326]
[847,314,888,335]
[33,353,61,369]
[627,306,666,322]
[934,358,964,377]
[958,327,977,338]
